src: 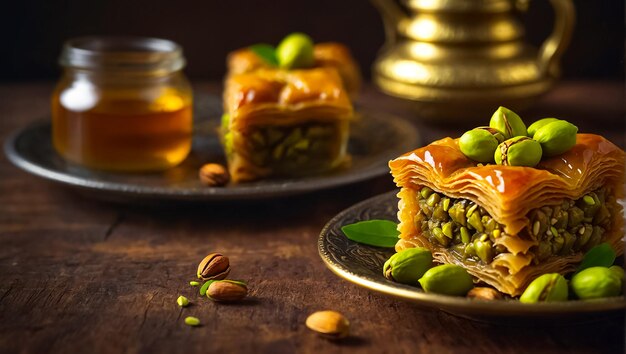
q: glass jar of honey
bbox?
[52,37,193,171]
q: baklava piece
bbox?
[389,134,625,296]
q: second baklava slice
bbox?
[221,68,353,182]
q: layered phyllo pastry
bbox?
[389,110,625,296]
[220,33,359,182]
[222,68,353,182]
[227,42,361,99]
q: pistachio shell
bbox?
[305,311,350,339]
[197,253,230,280]
[519,273,568,303]
[467,287,503,300]
[206,280,248,302]
[418,264,474,296]
[571,267,622,299]
[383,248,433,285]
[494,136,542,167]
[489,106,527,139]
[527,117,558,137]
[533,120,578,157]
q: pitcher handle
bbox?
[537,0,576,78]
[370,0,408,49]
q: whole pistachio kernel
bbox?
[494,136,542,167]
[184,316,200,327]
[489,106,527,139]
[519,273,568,303]
[383,248,433,285]
[527,117,559,137]
[176,295,189,307]
[609,265,625,280]
[459,127,505,163]
[276,32,315,69]
[533,120,578,157]
[571,266,622,299]
[418,264,474,296]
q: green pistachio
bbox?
[494,136,542,167]
[571,266,622,299]
[418,264,474,296]
[609,265,625,282]
[177,295,189,307]
[577,242,616,272]
[276,32,315,69]
[383,248,433,285]
[489,106,527,139]
[459,127,505,163]
[184,316,200,326]
[533,120,578,157]
[474,240,493,263]
[221,113,231,132]
[519,273,568,303]
[527,118,559,137]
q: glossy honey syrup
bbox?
[52,86,192,171]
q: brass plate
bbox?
[318,191,626,321]
[4,94,419,202]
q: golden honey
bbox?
[51,37,193,171]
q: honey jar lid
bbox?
[59,36,186,75]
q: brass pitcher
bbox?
[371,0,575,122]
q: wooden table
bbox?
[1,82,624,354]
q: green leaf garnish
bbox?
[341,220,399,248]
[577,242,616,272]
[249,43,278,66]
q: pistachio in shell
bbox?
[571,266,622,300]
[418,264,474,296]
[494,136,543,167]
[305,310,350,339]
[519,273,568,303]
[459,127,505,163]
[197,253,231,280]
[383,247,433,285]
[489,106,527,139]
[533,120,578,157]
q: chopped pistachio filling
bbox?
[414,186,617,265]
[240,122,344,174]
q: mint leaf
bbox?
[249,44,278,66]
[577,242,616,272]
[341,220,399,248]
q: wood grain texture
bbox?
[0,82,624,354]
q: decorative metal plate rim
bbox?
[318,191,626,317]
[3,104,419,201]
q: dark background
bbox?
[2,0,624,82]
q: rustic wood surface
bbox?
[0,82,624,354]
